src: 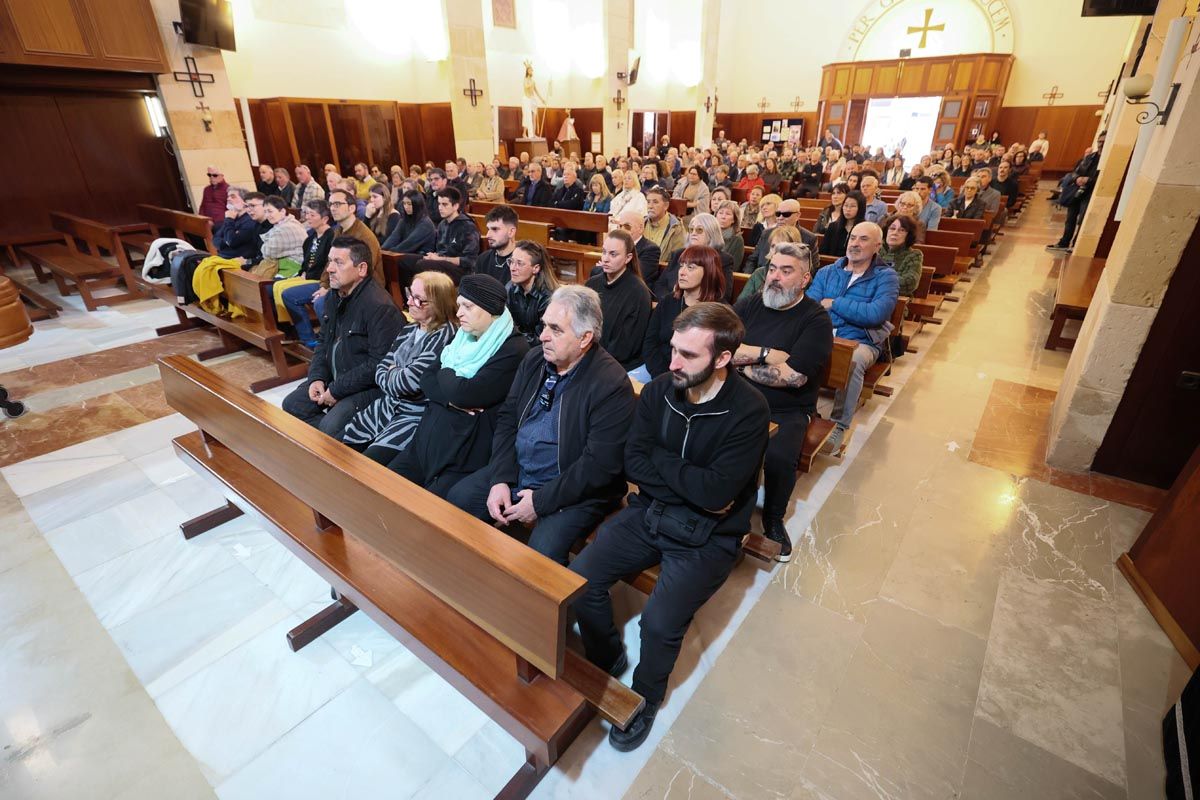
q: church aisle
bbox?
[625,191,1192,800]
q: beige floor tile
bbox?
[773,488,914,622]
[625,749,740,799]
[960,717,1126,800]
[658,585,862,799]
[977,570,1125,787]
[802,599,987,800]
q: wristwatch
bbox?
[758,346,771,365]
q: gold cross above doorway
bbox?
[907,8,945,49]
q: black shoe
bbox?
[763,518,793,563]
[607,649,628,678]
[609,702,660,752]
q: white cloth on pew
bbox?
[143,237,195,284]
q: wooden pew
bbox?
[17,212,148,310]
[913,242,960,299]
[468,214,551,246]
[862,297,908,400]
[668,198,688,218]
[181,268,310,392]
[938,217,986,249]
[472,200,610,246]
[902,266,937,351]
[0,232,64,320]
[546,241,604,284]
[1045,255,1104,352]
[122,204,217,261]
[159,355,641,797]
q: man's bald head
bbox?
[778,199,800,214]
[617,210,645,239]
[846,221,882,268]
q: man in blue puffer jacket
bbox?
[807,221,898,455]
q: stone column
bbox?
[1073,1,1184,257]
[1046,22,1200,470]
[444,0,496,164]
[149,0,254,209]
[693,0,720,149]
[603,0,633,157]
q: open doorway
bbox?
[861,96,941,166]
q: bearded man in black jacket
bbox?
[447,285,633,564]
[571,302,770,752]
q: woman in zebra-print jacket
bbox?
[342,271,457,463]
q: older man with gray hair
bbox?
[733,240,834,561]
[447,284,636,565]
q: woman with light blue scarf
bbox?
[388,273,530,498]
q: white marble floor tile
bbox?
[454,720,530,797]
[132,446,196,488]
[160,473,230,519]
[240,538,334,618]
[109,563,291,698]
[315,609,403,673]
[42,489,188,577]
[977,569,1125,787]
[19,461,156,532]
[105,413,198,461]
[154,614,358,784]
[1,438,126,497]
[366,647,492,757]
[74,529,240,630]
[411,758,491,800]
[216,679,449,800]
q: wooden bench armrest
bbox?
[562,650,644,730]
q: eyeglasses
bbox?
[404,289,429,308]
[538,370,560,410]
[207,173,222,178]
[775,210,797,217]
[328,201,349,208]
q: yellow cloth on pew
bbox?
[272,277,319,323]
[192,256,244,318]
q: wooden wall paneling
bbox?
[397,104,424,167]
[852,64,874,97]
[669,111,695,146]
[952,59,975,92]
[994,105,1039,148]
[572,107,602,155]
[246,100,278,170]
[926,61,951,95]
[540,107,566,143]
[873,64,899,95]
[820,70,833,98]
[898,61,926,95]
[418,103,455,165]
[262,99,295,172]
[832,66,851,98]
[979,59,1001,91]
[287,102,334,175]
[496,105,521,159]
[0,92,87,234]
[993,105,1102,173]
[5,0,90,56]
[845,100,866,148]
[55,92,186,222]
[77,0,166,67]
[328,102,369,172]
[630,111,646,153]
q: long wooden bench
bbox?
[1045,255,1105,352]
[0,232,63,320]
[913,242,960,303]
[159,355,642,798]
[17,212,148,310]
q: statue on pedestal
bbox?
[521,61,548,139]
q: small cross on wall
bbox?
[612,89,625,111]
[462,78,484,107]
[1042,85,1065,106]
[791,96,804,112]
[757,97,769,113]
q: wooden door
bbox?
[1093,219,1200,487]
[934,96,965,148]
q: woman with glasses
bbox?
[654,213,734,302]
[388,273,530,497]
[818,189,866,258]
[635,245,727,381]
[877,214,924,297]
[815,182,849,235]
[342,271,459,464]
[380,190,436,254]
[892,190,928,242]
[949,178,987,220]
[477,163,506,202]
[714,200,745,272]
[507,240,560,347]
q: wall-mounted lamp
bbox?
[1123,74,1181,126]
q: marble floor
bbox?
[0,190,1191,800]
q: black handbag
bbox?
[643,498,719,547]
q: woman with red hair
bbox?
[633,245,728,380]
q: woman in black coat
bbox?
[818,190,866,258]
[380,190,437,253]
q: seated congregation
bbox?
[119,130,1040,754]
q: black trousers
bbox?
[761,410,810,522]
[397,254,465,289]
[446,466,616,565]
[570,503,740,706]
[282,384,381,440]
[1056,197,1088,248]
[386,447,471,500]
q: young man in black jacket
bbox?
[734,242,833,560]
[586,230,652,371]
[283,237,404,437]
[572,302,771,752]
[447,285,634,564]
[397,186,481,286]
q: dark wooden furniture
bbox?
[17,212,147,310]
[1119,443,1200,670]
[1045,255,1105,351]
[0,0,168,73]
[471,201,610,246]
[158,355,643,798]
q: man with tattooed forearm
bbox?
[732,242,833,561]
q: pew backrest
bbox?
[157,354,583,678]
[137,204,216,254]
[469,214,551,246]
[472,200,609,244]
